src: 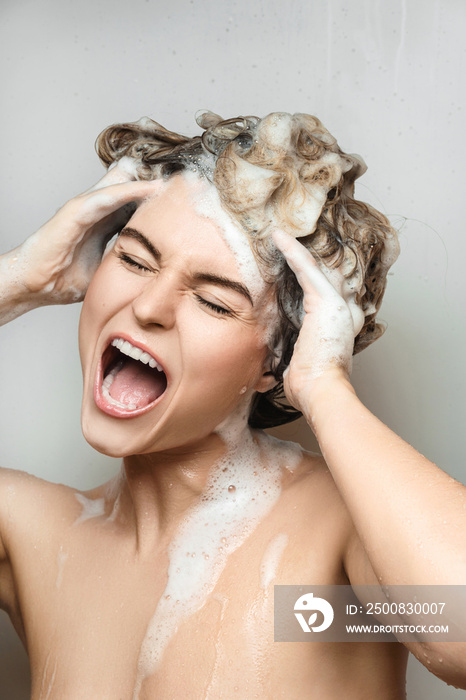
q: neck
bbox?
[117,417,253,550]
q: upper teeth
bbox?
[111,338,163,372]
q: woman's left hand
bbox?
[271,229,356,415]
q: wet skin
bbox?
[0,175,408,698]
[0,457,408,699]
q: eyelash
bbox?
[195,295,232,316]
[118,252,232,317]
[117,252,151,272]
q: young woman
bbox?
[0,112,464,699]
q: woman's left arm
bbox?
[272,230,466,686]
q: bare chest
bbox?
[24,525,404,700]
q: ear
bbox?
[253,367,279,394]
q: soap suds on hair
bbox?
[185,156,366,347]
[186,171,266,303]
[96,110,400,425]
[184,172,282,352]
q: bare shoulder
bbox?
[247,435,361,590]
[0,468,55,621]
[0,466,83,567]
[0,467,44,557]
[262,435,356,565]
[286,449,379,586]
[0,466,112,645]
[295,450,355,536]
[273,446,378,587]
[272,437,352,521]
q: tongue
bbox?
[109,357,165,408]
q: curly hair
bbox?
[96,111,399,429]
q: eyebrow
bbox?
[119,227,161,260]
[193,273,253,307]
[118,227,254,307]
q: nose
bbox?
[131,271,177,329]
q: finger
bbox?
[271,229,340,300]
[84,157,141,193]
[76,179,164,226]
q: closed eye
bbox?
[117,251,152,273]
[195,295,232,316]
[116,250,234,316]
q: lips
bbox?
[94,336,168,418]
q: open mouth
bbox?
[95,337,168,417]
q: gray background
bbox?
[1,0,465,697]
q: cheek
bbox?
[81,258,135,324]
[185,319,267,383]
[78,261,126,362]
[79,270,106,348]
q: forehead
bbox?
[132,172,267,300]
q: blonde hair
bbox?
[96,112,399,427]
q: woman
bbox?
[0,112,464,698]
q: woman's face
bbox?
[79,173,278,457]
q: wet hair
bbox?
[96,112,399,429]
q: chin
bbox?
[80,405,137,458]
[81,424,128,459]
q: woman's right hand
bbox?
[0,160,161,324]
